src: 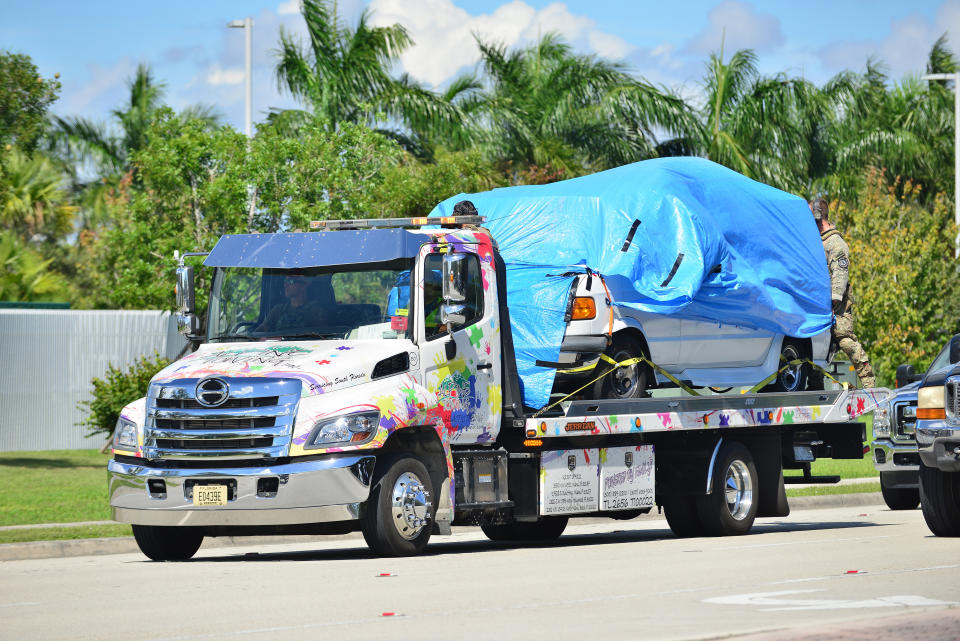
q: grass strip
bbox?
[783,456,877,479]
[0,449,113,526]
[0,524,132,545]
[786,481,881,497]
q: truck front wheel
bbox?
[880,473,920,510]
[919,463,960,536]
[480,517,568,542]
[696,442,758,536]
[361,455,434,556]
[132,525,203,561]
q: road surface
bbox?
[1,504,957,641]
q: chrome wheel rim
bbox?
[390,471,431,540]
[610,349,640,397]
[779,347,802,391]
[724,460,754,521]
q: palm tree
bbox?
[0,147,75,242]
[447,33,697,176]
[50,64,218,229]
[691,47,822,192]
[0,230,69,302]
[273,0,459,155]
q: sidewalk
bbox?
[0,481,885,562]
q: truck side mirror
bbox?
[175,265,198,337]
[441,303,467,329]
[442,253,467,303]
[950,334,960,364]
[176,265,195,313]
[895,364,916,388]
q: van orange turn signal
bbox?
[571,297,596,320]
[916,408,946,420]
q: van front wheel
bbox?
[593,335,649,400]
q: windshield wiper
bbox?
[278,332,343,341]
[209,334,261,343]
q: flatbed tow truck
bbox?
[107,216,888,559]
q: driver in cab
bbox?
[256,272,327,333]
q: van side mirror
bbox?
[442,253,467,303]
[949,334,960,364]
[175,265,198,337]
[895,364,917,389]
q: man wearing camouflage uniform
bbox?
[811,198,876,388]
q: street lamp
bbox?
[922,72,960,258]
[227,17,253,138]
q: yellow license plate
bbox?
[193,485,227,506]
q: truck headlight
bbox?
[873,404,891,438]
[917,386,946,420]
[114,417,138,449]
[306,411,380,447]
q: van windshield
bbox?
[207,264,412,342]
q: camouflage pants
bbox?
[833,312,875,388]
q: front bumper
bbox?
[916,421,960,472]
[109,454,375,527]
[872,438,920,474]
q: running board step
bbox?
[783,475,841,484]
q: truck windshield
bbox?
[207,265,412,342]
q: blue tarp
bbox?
[430,157,832,409]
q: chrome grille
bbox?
[948,377,960,423]
[143,377,300,460]
[893,400,917,441]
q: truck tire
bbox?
[768,340,808,393]
[696,442,758,536]
[593,335,649,400]
[919,463,960,536]
[361,454,434,556]
[480,517,568,542]
[132,525,204,561]
[663,496,704,537]
[880,473,920,510]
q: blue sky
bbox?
[2,1,958,134]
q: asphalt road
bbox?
[1,505,957,641]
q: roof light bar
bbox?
[309,215,485,231]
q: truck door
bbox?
[417,244,502,444]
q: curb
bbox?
[0,492,886,562]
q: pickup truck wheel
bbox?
[132,525,203,561]
[361,455,434,556]
[480,517,568,542]
[696,442,758,536]
[664,496,704,537]
[769,341,808,393]
[593,335,649,400]
[880,473,920,510]
[919,463,960,536]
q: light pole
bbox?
[922,72,960,258]
[228,16,253,138]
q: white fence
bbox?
[0,310,187,451]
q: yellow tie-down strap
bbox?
[538,352,850,418]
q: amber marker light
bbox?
[916,408,946,420]
[523,439,544,447]
[571,297,597,320]
[525,429,537,438]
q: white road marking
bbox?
[704,589,957,611]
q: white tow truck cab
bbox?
[108,216,885,560]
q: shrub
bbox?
[79,352,170,438]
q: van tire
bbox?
[593,335,649,400]
[768,340,808,393]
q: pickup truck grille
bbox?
[143,377,300,460]
[893,399,917,441]
[947,377,960,423]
